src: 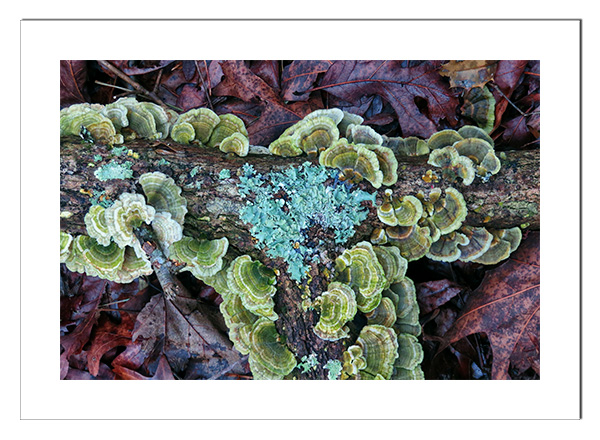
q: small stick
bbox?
[195,60,214,111]
[94,80,136,94]
[489,82,539,117]
[97,60,169,108]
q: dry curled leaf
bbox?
[439,60,498,89]
[442,232,540,379]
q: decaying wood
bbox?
[60,137,539,379]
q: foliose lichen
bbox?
[94,160,134,181]
[237,162,376,281]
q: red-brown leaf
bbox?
[281,60,332,101]
[318,60,459,137]
[439,60,498,89]
[60,60,89,106]
[87,313,136,377]
[492,60,529,129]
[417,279,465,314]
[442,232,540,379]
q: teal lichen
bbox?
[93,154,102,162]
[111,146,128,156]
[94,160,133,181]
[218,168,231,180]
[297,353,319,373]
[237,162,375,281]
[190,166,201,177]
[324,359,343,380]
[157,158,171,166]
[90,190,113,208]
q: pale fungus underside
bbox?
[60,100,531,380]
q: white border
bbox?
[20,19,580,421]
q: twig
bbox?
[97,60,169,108]
[152,69,163,95]
[489,82,539,117]
[94,80,136,94]
[195,60,214,111]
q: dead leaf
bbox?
[439,60,498,89]
[132,293,244,377]
[87,313,136,377]
[250,60,281,93]
[281,60,332,101]
[417,279,465,314]
[491,60,529,130]
[442,232,540,379]
[60,60,89,106]
[113,355,175,380]
[318,60,459,138]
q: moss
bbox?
[237,162,375,281]
[94,160,134,181]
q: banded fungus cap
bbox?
[338,111,364,136]
[227,255,278,320]
[319,139,384,188]
[372,245,408,286]
[362,144,398,186]
[294,116,340,158]
[173,108,221,144]
[429,187,468,235]
[457,225,494,262]
[303,108,345,126]
[219,132,250,157]
[354,324,399,380]
[249,318,297,379]
[426,231,470,262]
[60,232,73,263]
[208,114,248,148]
[84,205,112,246]
[427,129,463,150]
[219,293,258,355]
[346,124,383,146]
[313,281,357,341]
[395,333,425,371]
[104,193,156,249]
[460,86,496,134]
[268,136,303,157]
[428,146,476,185]
[151,212,183,255]
[386,277,421,337]
[139,171,188,226]
[385,225,433,262]
[365,296,397,327]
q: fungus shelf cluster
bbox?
[60,100,529,381]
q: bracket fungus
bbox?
[293,116,340,158]
[394,333,425,371]
[427,125,500,184]
[342,324,399,380]
[248,318,297,380]
[60,232,73,263]
[418,187,468,236]
[139,172,188,226]
[227,255,278,320]
[461,86,496,133]
[84,205,112,246]
[335,242,387,313]
[365,296,397,328]
[426,231,470,262]
[313,281,358,341]
[219,291,258,355]
[384,277,421,336]
[383,136,430,157]
[382,225,433,262]
[169,236,229,280]
[377,190,423,227]
[319,139,384,188]
[471,227,522,265]
[207,114,249,148]
[268,136,303,157]
[151,212,183,255]
[219,132,250,157]
[346,124,383,146]
[60,104,123,145]
[104,192,156,250]
[171,108,221,144]
[114,97,171,140]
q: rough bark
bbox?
[60,137,539,379]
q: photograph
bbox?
[59,59,540,381]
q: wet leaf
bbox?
[442,232,540,379]
[439,60,498,89]
[87,313,136,377]
[113,354,175,380]
[318,60,459,137]
[60,60,89,106]
[491,60,528,130]
[281,60,332,101]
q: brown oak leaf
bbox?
[442,232,540,379]
[317,60,459,138]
